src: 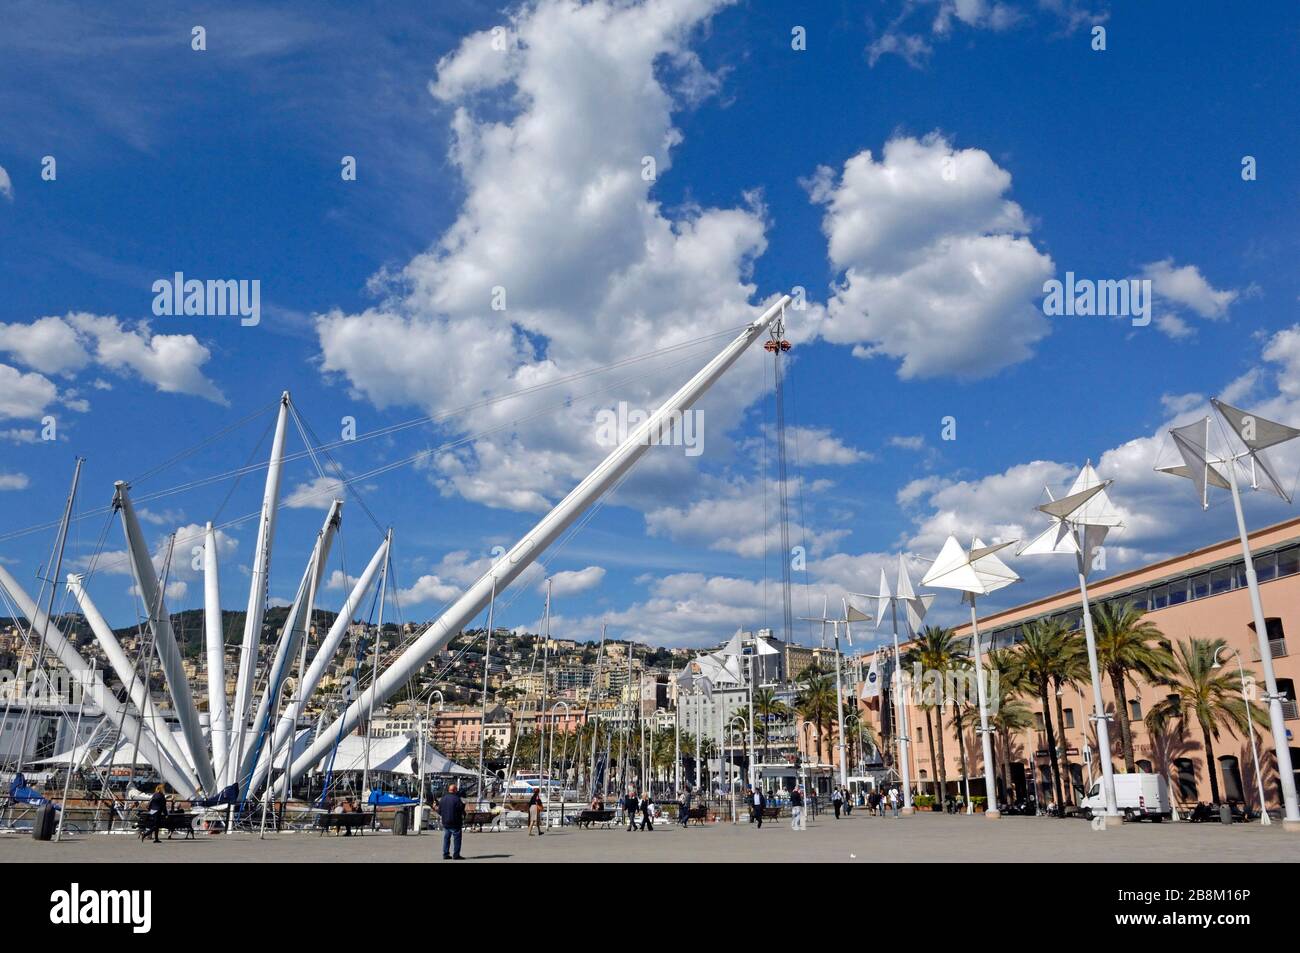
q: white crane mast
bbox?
[286,296,791,787]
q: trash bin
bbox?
[391,807,410,835]
[1219,804,1233,825]
[33,803,57,841]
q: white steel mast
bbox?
[115,482,215,793]
[226,391,290,787]
[203,521,231,787]
[287,296,791,788]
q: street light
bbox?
[1213,646,1271,826]
[727,714,749,823]
[1019,463,1124,826]
[1157,400,1300,830]
[413,689,444,834]
[547,700,572,827]
[921,535,1020,820]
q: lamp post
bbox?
[921,536,1020,820]
[414,689,444,834]
[727,714,748,823]
[1213,646,1270,826]
[856,554,933,815]
[547,701,572,827]
[1158,401,1300,830]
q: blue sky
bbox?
[1,0,1298,649]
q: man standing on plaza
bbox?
[790,785,805,831]
[438,783,466,860]
[749,786,765,828]
[679,785,692,828]
[624,788,640,832]
[832,786,843,819]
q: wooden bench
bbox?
[136,811,195,839]
[464,810,498,831]
[761,806,781,820]
[575,809,616,829]
[316,812,374,835]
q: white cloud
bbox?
[284,476,347,510]
[1142,259,1240,339]
[0,363,58,420]
[543,565,606,598]
[0,164,11,201]
[785,426,871,465]
[316,0,773,517]
[0,316,91,375]
[889,435,926,451]
[811,134,1054,380]
[0,473,30,491]
[0,313,225,406]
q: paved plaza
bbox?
[4,812,1298,863]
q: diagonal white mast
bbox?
[248,533,390,794]
[237,499,342,791]
[115,482,216,793]
[286,295,792,788]
[203,522,230,787]
[226,391,290,787]
[0,564,197,797]
[66,573,199,790]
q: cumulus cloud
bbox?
[316,0,775,517]
[1141,259,1241,339]
[0,163,11,201]
[0,472,30,491]
[810,134,1054,379]
[0,313,225,406]
[543,565,606,598]
[0,364,58,420]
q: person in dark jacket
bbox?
[640,792,654,831]
[437,783,466,860]
[143,784,167,843]
[624,790,640,832]
[678,786,692,827]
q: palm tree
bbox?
[752,686,790,763]
[1049,630,1090,804]
[1144,637,1265,805]
[1016,618,1072,811]
[987,648,1034,803]
[1092,601,1176,772]
[904,625,965,804]
[795,672,837,763]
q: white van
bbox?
[1079,773,1171,821]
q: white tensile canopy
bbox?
[310,735,474,777]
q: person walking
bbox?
[843,787,853,816]
[748,786,765,828]
[624,789,640,832]
[640,791,655,831]
[790,785,805,831]
[831,786,843,820]
[143,784,167,844]
[438,783,466,860]
[527,789,544,836]
[889,786,901,818]
[678,786,691,828]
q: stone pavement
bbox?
[4,811,1298,863]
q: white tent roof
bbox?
[311,735,474,777]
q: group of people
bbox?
[621,789,657,831]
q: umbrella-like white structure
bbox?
[1157,399,1300,830]
[852,554,934,815]
[1019,463,1124,824]
[921,536,1019,819]
[799,598,871,788]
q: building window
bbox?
[1136,759,1152,774]
[1151,584,1170,610]
[1128,699,1141,721]
[1278,546,1300,578]
[1175,758,1198,800]
[1191,573,1211,599]
[1034,712,1045,731]
[1167,579,1189,606]
[1063,708,1075,729]
[1210,566,1233,595]
[1278,679,1298,721]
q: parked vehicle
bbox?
[1079,774,1171,821]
